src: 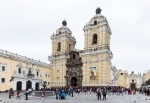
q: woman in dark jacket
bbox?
[97,89,101,100]
[102,89,107,100]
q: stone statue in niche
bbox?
[28,68,32,75]
[91,70,94,76]
[90,67,96,79]
[72,67,76,72]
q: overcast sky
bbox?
[0,0,150,74]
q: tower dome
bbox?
[96,7,102,14]
[62,20,67,26]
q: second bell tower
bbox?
[83,7,111,50]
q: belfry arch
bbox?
[65,51,83,87]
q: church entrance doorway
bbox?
[71,77,77,86]
[66,51,83,87]
[26,80,32,90]
[130,83,136,89]
[35,82,39,91]
[16,81,22,91]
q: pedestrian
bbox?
[9,88,12,99]
[97,89,101,100]
[12,89,14,97]
[41,92,45,101]
[16,91,21,99]
[102,89,107,100]
[77,88,80,95]
[25,90,28,100]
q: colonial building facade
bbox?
[0,7,119,91]
[0,49,51,91]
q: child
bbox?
[41,92,45,101]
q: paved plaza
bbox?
[0,92,150,103]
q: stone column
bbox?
[13,80,17,90]
[22,80,26,90]
[127,77,129,88]
[32,81,35,90]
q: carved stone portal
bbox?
[65,51,83,87]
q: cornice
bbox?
[0,49,51,69]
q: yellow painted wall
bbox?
[0,55,51,91]
[117,70,127,87]
[144,72,150,82]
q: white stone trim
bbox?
[81,49,109,56]
[13,76,42,90]
[48,55,68,61]
[51,33,74,41]
[0,64,7,72]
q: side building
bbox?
[0,49,51,91]
[117,70,143,89]
[143,70,150,86]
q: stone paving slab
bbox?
[0,92,150,103]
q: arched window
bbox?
[94,20,97,25]
[73,54,76,59]
[69,44,71,51]
[59,31,61,34]
[57,42,61,51]
[36,71,39,76]
[92,34,97,44]
[18,68,21,74]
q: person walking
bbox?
[16,91,21,99]
[12,89,14,97]
[9,88,12,99]
[102,89,107,100]
[41,92,45,101]
[97,89,101,100]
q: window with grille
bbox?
[2,66,5,71]
[2,78,5,83]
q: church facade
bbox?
[0,7,115,91]
[49,7,113,87]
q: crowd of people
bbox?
[7,86,150,101]
[139,87,150,96]
[52,86,140,100]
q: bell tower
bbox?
[81,7,113,86]
[51,20,76,56]
[49,20,76,86]
[83,7,111,50]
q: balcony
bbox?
[27,74,34,78]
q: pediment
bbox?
[25,63,33,69]
[16,62,23,68]
[35,67,40,71]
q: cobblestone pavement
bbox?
[0,92,150,103]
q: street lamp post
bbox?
[39,81,49,93]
